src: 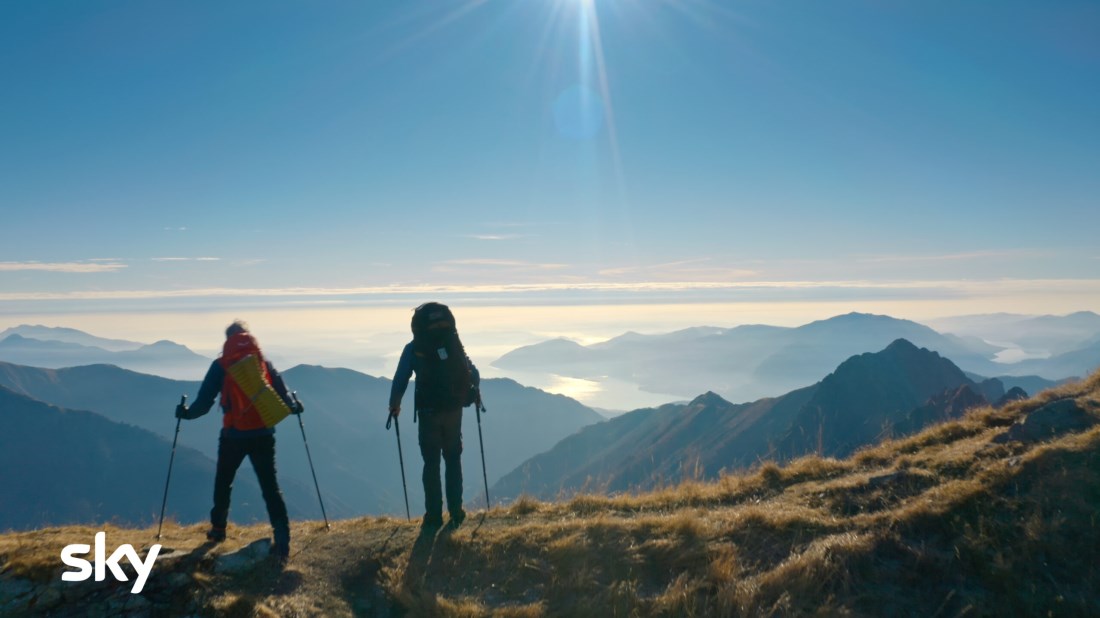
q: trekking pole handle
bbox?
[180,394,187,407]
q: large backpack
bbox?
[219,332,290,430]
[411,302,476,411]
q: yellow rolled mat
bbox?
[227,354,291,428]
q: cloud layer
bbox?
[0,261,126,273]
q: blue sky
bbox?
[1,0,1098,329]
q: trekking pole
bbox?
[386,411,411,521]
[292,392,329,529]
[474,394,491,510]
[157,395,185,540]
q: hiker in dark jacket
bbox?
[389,303,479,530]
[175,320,302,562]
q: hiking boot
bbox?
[269,541,290,565]
[205,526,226,543]
[448,509,466,529]
[421,513,443,531]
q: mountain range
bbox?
[0,385,319,531]
[2,315,1092,532]
[491,339,1020,502]
[0,325,147,352]
[0,360,603,521]
[492,312,1097,406]
[0,332,211,380]
[926,310,1100,357]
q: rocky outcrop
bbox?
[0,542,278,617]
[993,399,1098,444]
[993,387,1029,409]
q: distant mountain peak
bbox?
[884,338,922,354]
[0,333,210,379]
[779,338,974,459]
[833,311,888,321]
[0,325,144,351]
[0,324,84,338]
[829,338,956,380]
[0,334,88,349]
[800,312,927,333]
[144,340,187,349]
[688,391,730,408]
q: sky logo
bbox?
[60,532,161,594]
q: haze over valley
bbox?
[0,310,1093,529]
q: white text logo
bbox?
[60,532,161,594]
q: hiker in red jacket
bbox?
[175,321,302,562]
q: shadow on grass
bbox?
[468,510,489,540]
[404,524,442,588]
[336,525,407,617]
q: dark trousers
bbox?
[418,408,463,518]
[211,433,290,546]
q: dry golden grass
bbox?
[508,495,543,517]
[3,369,1099,616]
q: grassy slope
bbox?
[2,372,1098,617]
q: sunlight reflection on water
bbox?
[546,374,603,400]
[493,369,685,413]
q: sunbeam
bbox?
[580,0,625,191]
[373,0,494,63]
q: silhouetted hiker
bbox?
[389,303,480,530]
[175,321,303,562]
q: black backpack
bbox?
[411,302,476,410]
